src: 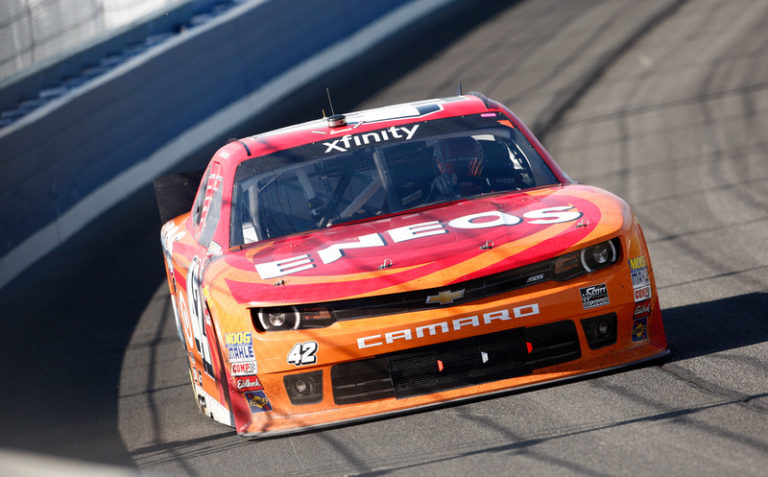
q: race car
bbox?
[155,93,668,437]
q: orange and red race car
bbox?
[156,93,667,437]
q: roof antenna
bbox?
[456,82,463,95]
[324,87,346,127]
[326,88,336,116]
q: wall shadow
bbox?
[0,0,518,467]
[0,185,163,465]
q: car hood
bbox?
[210,184,630,305]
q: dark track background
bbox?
[1,0,767,475]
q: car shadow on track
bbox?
[662,292,768,361]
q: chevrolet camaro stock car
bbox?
[155,92,668,437]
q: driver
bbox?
[432,136,487,198]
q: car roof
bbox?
[217,94,495,168]
[200,93,571,250]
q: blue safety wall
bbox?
[0,0,414,261]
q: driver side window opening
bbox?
[191,162,224,246]
[191,165,212,229]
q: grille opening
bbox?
[331,320,581,405]
[526,320,581,367]
[331,358,394,405]
[389,328,530,399]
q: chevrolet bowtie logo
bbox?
[426,289,465,305]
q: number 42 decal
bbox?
[287,341,318,366]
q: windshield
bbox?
[230,113,559,245]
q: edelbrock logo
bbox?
[236,376,263,391]
[323,125,419,153]
[633,300,651,316]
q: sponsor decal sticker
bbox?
[254,205,583,279]
[231,360,258,376]
[235,376,263,392]
[225,332,255,362]
[244,391,272,413]
[322,125,420,153]
[633,300,651,316]
[633,285,652,303]
[191,366,202,387]
[632,317,648,342]
[629,258,650,287]
[629,256,652,303]
[628,256,647,271]
[187,256,215,377]
[287,341,318,366]
[580,284,609,310]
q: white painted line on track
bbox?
[0,447,138,476]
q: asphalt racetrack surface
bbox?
[2,0,768,475]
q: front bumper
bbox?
[229,261,667,436]
[241,347,669,439]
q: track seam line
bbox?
[552,79,768,129]
[535,0,691,140]
[660,362,768,413]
